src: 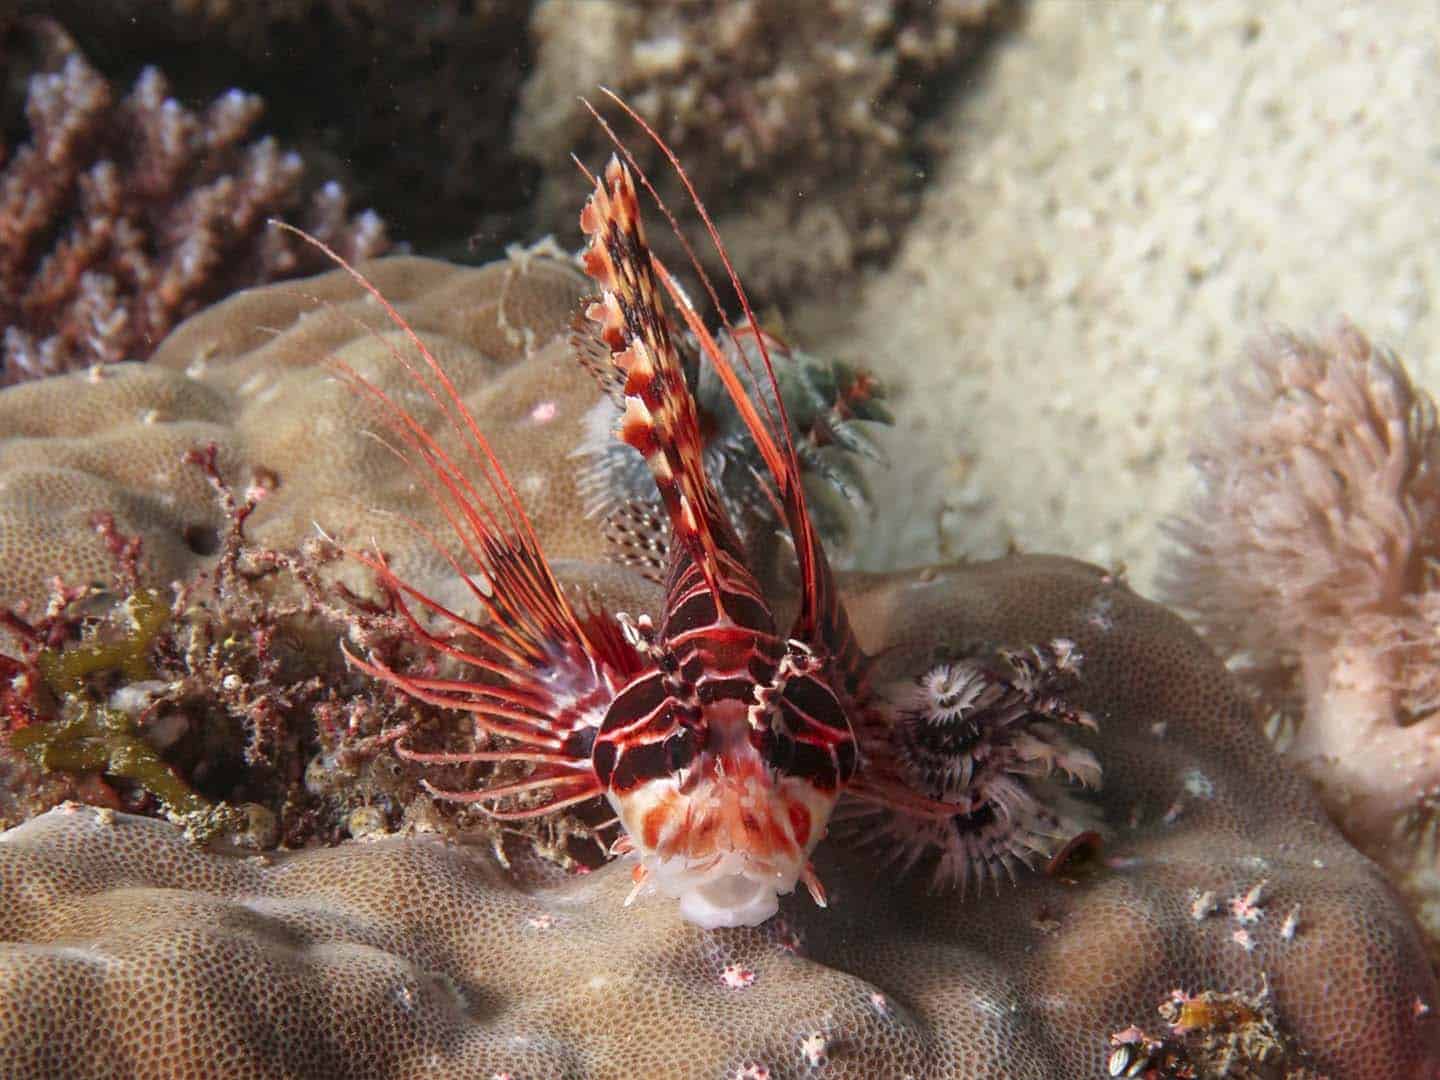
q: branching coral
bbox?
[0,18,387,385]
[26,0,534,254]
[0,441,447,848]
[1163,324,1440,888]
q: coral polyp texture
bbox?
[1163,324,1440,958]
[0,18,387,385]
[1,558,1435,1077]
[517,0,1004,293]
[0,249,881,624]
[0,252,588,623]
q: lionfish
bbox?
[323,99,1100,926]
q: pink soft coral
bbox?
[1164,323,1440,862]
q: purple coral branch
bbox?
[0,18,389,385]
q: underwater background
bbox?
[2,2,1440,1077]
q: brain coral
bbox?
[2,557,1435,1077]
[0,249,602,621]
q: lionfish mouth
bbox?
[608,765,836,928]
[641,849,802,929]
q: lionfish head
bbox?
[593,625,856,928]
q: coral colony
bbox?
[0,19,386,385]
[1164,325,1440,883]
[2,67,1440,1080]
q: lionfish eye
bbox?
[665,728,697,772]
[761,728,797,771]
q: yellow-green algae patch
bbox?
[8,589,244,840]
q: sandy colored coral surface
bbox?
[1,557,1436,1078]
[0,250,612,623]
[792,0,1440,592]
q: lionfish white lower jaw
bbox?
[606,751,838,928]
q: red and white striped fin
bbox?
[579,157,745,599]
[583,95,864,684]
[274,224,629,813]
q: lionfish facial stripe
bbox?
[608,739,682,793]
[662,589,717,637]
[781,675,852,735]
[599,671,671,735]
[695,676,756,704]
[600,713,683,758]
[671,552,765,603]
[662,579,773,640]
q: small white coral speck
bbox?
[1228,880,1266,924]
[1280,905,1301,941]
[1182,768,1214,799]
[800,1033,829,1068]
[1189,889,1217,920]
[720,963,756,989]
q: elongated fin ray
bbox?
[272,222,629,814]
[580,101,863,681]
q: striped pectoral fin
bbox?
[276,224,631,823]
